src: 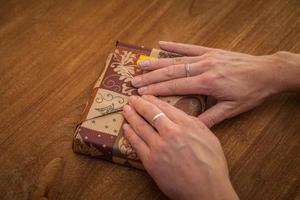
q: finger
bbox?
[139,56,201,70]
[159,41,211,56]
[137,74,211,96]
[142,95,190,124]
[122,104,160,146]
[132,60,211,88]
[123,123,149,162]
[198,102,234,128]
[128,96,176,134]
[133,64,186,87]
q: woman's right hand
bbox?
[131,41,300,127]
[122,95,238,200]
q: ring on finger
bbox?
[151,112,165,125]
[184,63,191,77]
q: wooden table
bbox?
[0,0,299,199]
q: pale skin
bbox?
[122,41,300,200]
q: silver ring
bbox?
[185,63,191,77]
[151,112,165,124]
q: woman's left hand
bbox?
[130,41,299,127]
[122,95,238,200]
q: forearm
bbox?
[271,51,300,93]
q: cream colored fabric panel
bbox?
[82,112,123,136]
[86,88,128,120]
[149,48,160,58]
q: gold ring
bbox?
[185,63,191,77]
[151,112,165,124]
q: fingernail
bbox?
[131,76,141,86]
[123,123,129,130]
[138,87,147,95]
[158,41,169,45]
[139,60,150,67]
[123,105,131,112]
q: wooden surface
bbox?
[0,0,300,199]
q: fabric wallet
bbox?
[72,41,207,169]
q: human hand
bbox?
[131,41,300,127]
[122,95,238,200]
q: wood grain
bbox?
[0,0,299,199]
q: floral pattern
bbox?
[118,136,138,160]
[73,42,207,170]
[73,131,104,157]
[110,49,140,95]
[94,92,125,115]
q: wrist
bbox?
[269,51,300,93]
[188,174,239,200]
[210,176,239,200]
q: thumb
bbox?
[198,102,234,128]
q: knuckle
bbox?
[159,101,170,111]
[203,50,220,66]
[204,50,214,58]
[205,57,218,67]
[140,74,150,85]
[164,65,176,78]
[132,96,142,105]
[195,75,213,96]
[186,116,198,126]
[206,49,218,56]
[165,131,182,144]
[166,80,176,92]
[153,141,169,156]
[135,122,148,134]
[196,74,210,86]
[139,106,151,117]
[125,129,134,139]
[201,71,222,87]
[129,136,139,147]
[163,124,179,134]
[133,98,147,112]
[274,51,288,56]
[210,70,225,81]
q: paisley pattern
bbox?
[94,92,125,115]
[102,74,122,93]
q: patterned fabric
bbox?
[72,41,207,170]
